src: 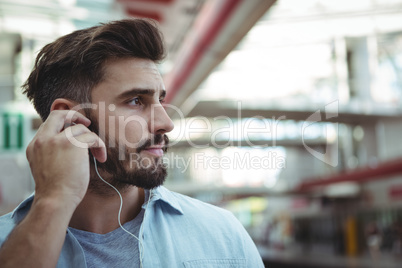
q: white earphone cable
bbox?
[93,156,151,268]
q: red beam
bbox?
[297,158,402,191]
[164,0,242,104]
[126,8,163,22]
[118,0,174,4]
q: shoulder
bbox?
[165,190,246,234]
[0,212,17,245]
[171,190,234,216]
[152,187,265,266]
[156,189,264,266]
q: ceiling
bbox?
[0,0,276,106]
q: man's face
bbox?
[88,58,174,192]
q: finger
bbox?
[63,123,92,138]
[90,147,107,163]
[42,110,91,135]
[65,110,91,127]
[72,133,107,163]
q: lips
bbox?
[143,147,164,156]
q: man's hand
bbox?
[0,110,106,268]
[27,110,106,207]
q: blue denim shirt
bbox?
[0,186,264,267]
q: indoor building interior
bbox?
[1,0,402,267]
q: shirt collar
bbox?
[145,186,184,215]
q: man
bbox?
[0,19,264,267]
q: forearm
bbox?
[0,196,76,268]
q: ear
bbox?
[50,98,78,112]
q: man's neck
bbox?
[69,187,145,234]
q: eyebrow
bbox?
[116,88,166,101]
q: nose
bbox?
[150,103,174,135]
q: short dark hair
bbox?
[23,19,166,121]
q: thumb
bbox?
[90,146,107,163]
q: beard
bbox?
[87,112,169,194]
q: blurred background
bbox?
[1,0,402,267]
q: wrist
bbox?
[32,193,79,218]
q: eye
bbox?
[159,97,165,104]
[128,97,142,106]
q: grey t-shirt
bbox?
[69,207,145,268]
